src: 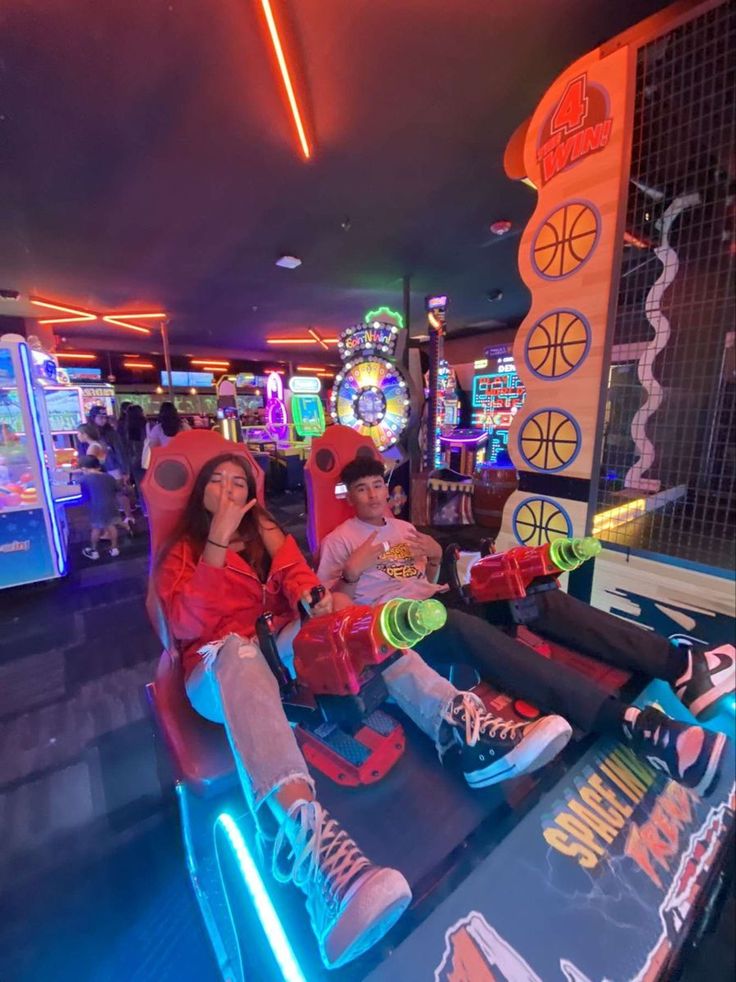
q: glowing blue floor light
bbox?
[215,812,307,982]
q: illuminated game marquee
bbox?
[472,344,526,464]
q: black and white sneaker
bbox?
[673,644,735,719]
[440,694,572,788]
[623,706,727,797]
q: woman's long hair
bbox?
[126,404,147,442]
[156,453,281,582]
[158,401,182,438]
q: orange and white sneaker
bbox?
[273,799,411,969]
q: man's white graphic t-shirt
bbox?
[317,515,444,606]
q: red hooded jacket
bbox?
[156,533,321,679]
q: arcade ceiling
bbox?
[0,0,672,355]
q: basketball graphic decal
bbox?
[525,310,591,380]
[512,496,573,546]
[518,408,581,472]
[531,201,600,279]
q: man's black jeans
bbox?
[414,589,678,733]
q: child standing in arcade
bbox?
[319,457,733,797]
[78,455,120,560]
[154,452,571,969]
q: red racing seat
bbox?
[304,425,383,554]
[142,430,265,797]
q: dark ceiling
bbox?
[0,0,672,355]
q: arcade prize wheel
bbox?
[331,310,413,452]
[332,356,410,451]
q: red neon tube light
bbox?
[259,0,312,161]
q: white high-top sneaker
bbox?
[272,799,412,969]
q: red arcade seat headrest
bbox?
[141,429,266,560]
[141,430,266,649]
[304,425,382,554]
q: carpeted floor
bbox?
[0,493,733,981]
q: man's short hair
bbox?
[79,454,102,470]
[340,456,386,488]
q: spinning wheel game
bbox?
[331,307,411,452]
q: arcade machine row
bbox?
[0,335,79,589]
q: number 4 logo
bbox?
[551,73,589,135]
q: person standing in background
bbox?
[87,405,135,531]
[146,401,190,450]
[121,404,148,508]
[78,455,121,561]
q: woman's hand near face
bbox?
[211,477,256,540]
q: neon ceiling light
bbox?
[56,352,97,360]
[191,359,230,367]
[364,306,404,328]
[259,0,312,161]
[30,297,163,335]
[30,298,97,325]
[266,332,339,346]
[102,312,165,335]
[308,327,329,350]
[123,361,155,369]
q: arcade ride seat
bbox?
[142,432,734,982]
[304,425,383,556]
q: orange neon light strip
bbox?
[266,336,338,346]
[56,352,97,360]
[267,338,318,344]
[308,328,329,350]
[191,359,230,367]
[123,361,155,369]
[102,315,154,335]
[30,298,97,325]
[260,0,311,160]
[30,297,165,335]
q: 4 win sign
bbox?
[536,74,613,185]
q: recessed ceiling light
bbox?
[275,255,302,269]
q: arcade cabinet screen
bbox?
[45,388,83,433]
[472,349,526,465]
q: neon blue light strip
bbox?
[215,813,307,982]
[19,344,66,575]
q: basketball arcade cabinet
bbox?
[426,9,736,981]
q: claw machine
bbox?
[0,335,70,588]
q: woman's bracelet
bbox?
[207,538,228,549]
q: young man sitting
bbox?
[317,457,734,797]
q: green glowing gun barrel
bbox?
[548,536,602,572]
[378,597,447,649]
